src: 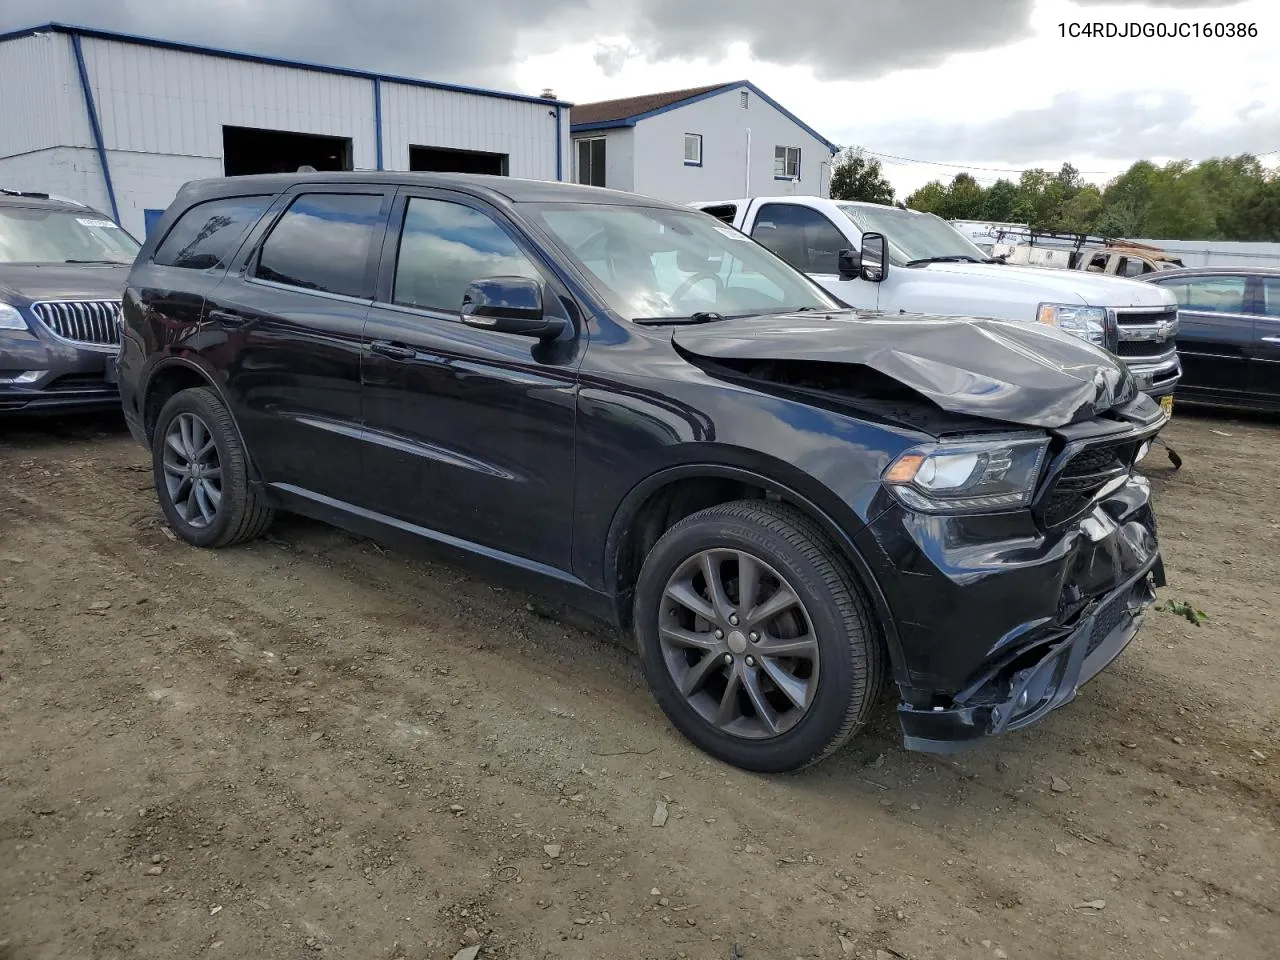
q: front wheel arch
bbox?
[604,463,907,686]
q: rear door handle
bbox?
[370,340,418,361]
[207,309,251,328]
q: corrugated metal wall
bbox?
[0,32,90,158]
[380,82,560,180]
[79,36,379,167]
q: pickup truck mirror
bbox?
[860,232,887,283]
[460,276,566,340]
[837,249,861,281]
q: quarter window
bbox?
[774,146,800,179]
[1165,275,1247,314]
[254,193,385,298]
[392,197,542,313]
[750,203,846,275]
[1259,277,1280,317]
[684,134,703,166]
[153,196,272,270]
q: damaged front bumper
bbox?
[856,464,1165,753]
[899,550,1164,752]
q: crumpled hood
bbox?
[0,263,130,303]
[672,311,1135,429]
[919,260,1177,309]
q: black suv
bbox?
[119,173,1168,772]
[0,190,139,413]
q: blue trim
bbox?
[1,22,573,108]
[69,33,119,225]
[143,208,165,237]
[373,78,384,171]
[555,107,563,181]
[568,81,838,153]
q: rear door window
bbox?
[254,193,386,298]
[1167,275,1247,313]
[153,196,272,270]
[1258,277,1280,317]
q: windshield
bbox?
[0,207,140,265]
[837,204,989,267]
[529,203,841,321]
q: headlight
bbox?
[1037,303,1107,346]
[0,302,29,331]
[883,434,1050,513]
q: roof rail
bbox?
[0,187,90,207]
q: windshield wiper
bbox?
[64,258,127,264]
[905,255,981,266]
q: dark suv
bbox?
[0,190,139,413]
[119,173,1168,772]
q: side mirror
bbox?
[460,276,566,339]
[860,232,887,282]
[837,248,861,281]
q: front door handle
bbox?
[370,340,417,361]
[1262,336,1280,344]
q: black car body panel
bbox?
[1142,265,1280,412]
[118,172,1168,754]
[0,194,134,414]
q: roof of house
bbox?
[0,22,572,107]
[570,84,727,125]
[570,81,839,153]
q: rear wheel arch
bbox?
[604,463,905,680]
[142,359,259,480]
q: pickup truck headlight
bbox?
[883,434,1051,513]
[1037,303,1107,346]
[0,302,29,331]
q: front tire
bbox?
[151,387,274,548]
[634,500,885,773]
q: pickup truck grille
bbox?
[31,299,122,348]
[1112,307,1179,365]
[1037,436,1146,529]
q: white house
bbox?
[569,81,839,203]
[0,23,571,239]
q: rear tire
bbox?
[151,387,274,548]
[634,499,885,773]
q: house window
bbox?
[683,134,703,166]
[740,90,749,109]
[774,146,800,180]
[576,138,606,188]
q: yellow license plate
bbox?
[1159,395,1173,417]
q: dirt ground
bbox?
[1,407,1277,960]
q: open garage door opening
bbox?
[410,145,509,176]
[223,126,353,177]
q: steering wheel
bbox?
[671,271,724,304]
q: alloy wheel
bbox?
[658,549,820,739]
[161,412,223,529]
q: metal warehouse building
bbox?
[0,23,571,239]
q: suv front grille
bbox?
[1037,437,1145,529]
[32,299,122,348]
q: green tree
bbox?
[905,180,948,214]
[942,173,985,220]
[981,179,1021,221]
[828,148,895,205]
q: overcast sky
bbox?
[3,0,1278,195]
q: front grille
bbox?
[1116,341,1176,360]
[1115,306,1177,328]
[45,372,112,392]
[32,299,122,347]
[1037,437,1144,528]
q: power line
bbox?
[861,149,1118,177]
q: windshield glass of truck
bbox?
[531,203,841,321]
[838,204,988,267]
[0,207,140,265]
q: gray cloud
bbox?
[850,89,1280,168]
[0,0,1257,90]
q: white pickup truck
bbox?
[690,196,1181,407]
